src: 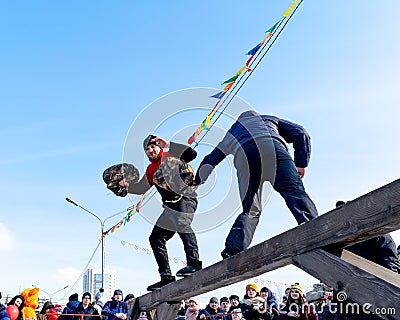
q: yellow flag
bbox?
[282,0,298,17]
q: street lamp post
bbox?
[65,197,126,289]
[50,286,69,302]
[32,285,69,302]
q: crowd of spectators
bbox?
[1,245,399,320]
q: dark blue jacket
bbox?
[101,299,127,320]
[262,288,279,311]
[195,111,311,184]
[196,305,225,320]
[59,300,80,320]
[0,304,10,320]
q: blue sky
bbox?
[1,0,400,305]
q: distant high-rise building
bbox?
[83,269,116,299]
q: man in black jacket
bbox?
[74,292,99,320]
[119,135,202,291]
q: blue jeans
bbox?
[224,138,318,253]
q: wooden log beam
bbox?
[135,178,400,311]
[292,249,400,320]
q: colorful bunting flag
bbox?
[222,66,246,84]
[101,0,303,239]
[247,43,262,56]
[187,0,301,146]
[283,0,298,17]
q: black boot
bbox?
[176,260,202,277]
[147,275,176,291]
[221,249,240,260]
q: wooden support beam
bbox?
[128,298,140,320]
[145,309,156,320]
[292,249,400,319]
[341,249,400,287]
[153,302,181,320]
[132,178,400,311]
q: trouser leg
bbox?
[273,143,318,224]
[174,198,200,264]
[158,197,200,266]
[149,224,175,276]
[178,231,200,264]
[224,142,266,253]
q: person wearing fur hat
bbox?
[197,297,223,320]
[113,135,202,291]
[278,284,317,320]
[101,290,127,320]
[185,298,200,320]
[73,292,99,320]
[241,284,272,320]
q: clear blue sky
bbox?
[1,0,400,305]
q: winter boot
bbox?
[176,260,202,277]
[147,275,176,291]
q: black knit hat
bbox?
[260,287,268,293]
[220,297,229,303]
[229,295,240,302]
[124,294,135,302]
[69,293,79,301]
[143,135,158,150]
[82,292,91,300]
[114,289,123,296]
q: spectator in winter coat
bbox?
[46,304,63,320]
[197,297,223,320]
[185,298,200,320]
[38,302,54,320]
[0,293,10,320]
[7,295,25,320]
[0,306,10,320]
[60,294,80,320]
[228,295,242,313]
[278,284,317,320]
[259,287,280,318]
[241,284,272,320]
[101,290,127,320]
[231,309,244,320]
[219,297,231,319]
[74,292,99,320]
[195,111,318,259]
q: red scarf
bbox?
[145,149,171,185]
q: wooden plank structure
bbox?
[128,178,400,320]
